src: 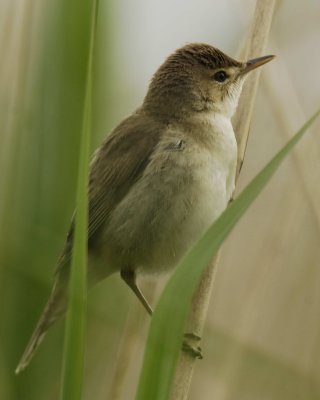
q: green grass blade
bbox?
[60,2,99,399]
[135,108,320,400]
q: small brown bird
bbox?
[15,43,274,373]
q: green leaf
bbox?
[135,109,320,400]
[60,2,99,399]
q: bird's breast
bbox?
[94,116,237,276]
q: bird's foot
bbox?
[182,333,203,359]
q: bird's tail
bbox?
[15,280,67,374]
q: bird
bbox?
[15,43,274,373]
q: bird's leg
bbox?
[120,269,202,358]
[120,268,153,315]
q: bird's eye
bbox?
[213,70,228,82]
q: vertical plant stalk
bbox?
[108,281,157,400]
[169,1,276,399]
[234,0,277,177]
[60,1,99,399]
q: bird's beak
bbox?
[240,54,275,75]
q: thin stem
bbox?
[60,1,99,399]
[169,1,276,399]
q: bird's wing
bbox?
[88,115,163,240]
[56,113,163,271]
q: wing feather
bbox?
[56,113,163,271]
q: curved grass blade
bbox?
[60,2,99,399]
[135,109,320,400]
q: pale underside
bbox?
[88,111,237,279]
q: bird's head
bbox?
[144,43,274,119]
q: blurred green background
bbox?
[1,0,320,399]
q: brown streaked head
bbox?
[143,43,274,119]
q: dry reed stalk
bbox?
[107,281,158,399]
[169,1,276,399]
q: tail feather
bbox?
[15,281,66,374]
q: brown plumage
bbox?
[16,43,274,373]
